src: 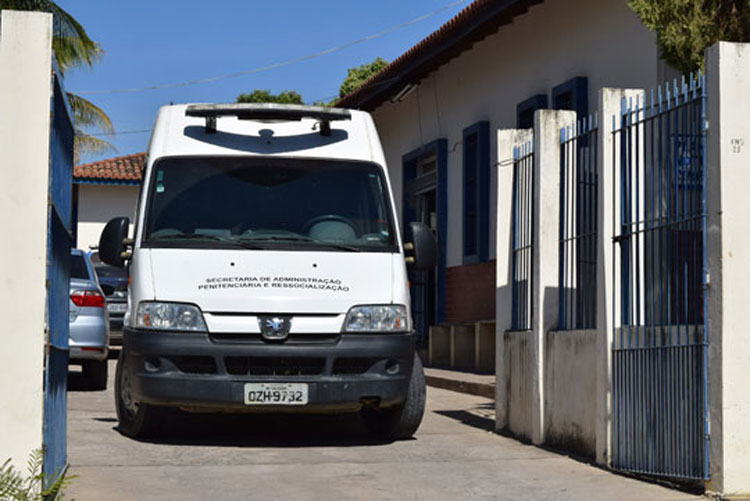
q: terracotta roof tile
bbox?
[337,0,541,111]
[74,152,146,184]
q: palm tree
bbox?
[0,0,115,161]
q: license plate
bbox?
[244,383,308,406]
[107,303,127,313]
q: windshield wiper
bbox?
[241,235,362,252]
[148,233,263,250]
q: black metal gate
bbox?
[511,142,534,331]
[611,75,709,480]
[559,116,599,330]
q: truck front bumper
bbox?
[122,327,415,412]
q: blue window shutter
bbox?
[477,121,490,262]
[435,139,448,323]
[552,76,588,117]
[463,132,479,260]
[462,121,490,263]
[517,94,547,129]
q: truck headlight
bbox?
[342,305,408,333]
[136,302,207,332]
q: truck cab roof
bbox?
[147,103,385,165]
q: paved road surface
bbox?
[67,358,697,500]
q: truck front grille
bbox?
[166,356,217,374]
[224,356,325,376]
[210,333,340,345]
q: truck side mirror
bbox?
[405,222,437,270]
[99,217,131,268]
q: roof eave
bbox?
[73,178,141,186]
[338,0,543,111]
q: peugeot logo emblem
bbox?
[258,315,292,341]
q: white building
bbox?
[73,152,143,250]
[339,0,666,341]
[339,0,750,496]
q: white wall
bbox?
[502,330,535,441]
[705,42,750,497]
[544,330,597,458]
[0,10,52,470]
[372,0,658,269]
[76,183,138,250]
[495,128,531,432]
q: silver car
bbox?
[70,249,110,390]
[90,251,128,346]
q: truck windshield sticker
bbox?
[198,275,350,293]
[156,169,165,193]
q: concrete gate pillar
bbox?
[528,109,576,444]
[705,41,750,497]
[495,128,532,431]
[0,10,54,470]
[494,110,576,443]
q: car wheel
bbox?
[362,353,426,440]
[115,352,165,438]
[82,359,108,391]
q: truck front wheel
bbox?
[115,352,166,438]
[362,353,426,440]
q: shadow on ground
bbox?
[434,402,495,432]
[67,348,120,391]
[67,367,101,392]
[120,410,400,449]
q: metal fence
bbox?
[611,74,708,480]
[511,142,534,331]
[558,115,599,330]
[43,67,73,485]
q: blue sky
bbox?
[59,0,469,164]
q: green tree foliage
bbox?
[630,0,750,74]
[338,57,389,98]
[0,0,100,73]
[236,89,304,104]
[235,57,389,108]
[66,93,115,162]
[0,0,114,161]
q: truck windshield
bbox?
[142,157,397,252]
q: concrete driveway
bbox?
[66,358,697,500]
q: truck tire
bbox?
[83,359,108,391]
[362,353,426,440]
[115,352,165,438]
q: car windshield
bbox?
[91,253,127,281]
[71,253,90,280]
[142,157,396,252]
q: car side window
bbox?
[70,254,90,280]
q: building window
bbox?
[516,94,547,129]
[462,121,490,263]
[552,76,588,117]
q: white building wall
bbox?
[76,183,138,251]
[372,0,658,268]
[0,10,53,470]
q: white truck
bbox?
[99,103,436,439]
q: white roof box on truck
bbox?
[148,103,385,165]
